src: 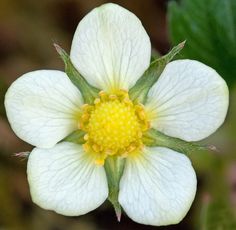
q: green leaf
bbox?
[168,0,236,86]
[129,41,185,103]
[54,43,100,104]
[142,128,213,155]
[104,156,125,221]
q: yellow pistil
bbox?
[80,90,149,165]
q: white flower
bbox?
[4,3,228,226]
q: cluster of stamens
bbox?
[79,90,150,165]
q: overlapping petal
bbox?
[5,70,83,148]
[145,60,229,141]
[119,147,197,226]
[27,142,108,216]
[70,3,151,92]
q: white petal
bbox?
[145,60,229,141]
[27,142,108,216]
[5,70,83,148]
[119,147,196,226]
[70,3,151,92]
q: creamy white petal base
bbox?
[70,3,151,91]
[145,60,229,141]
[119,147,197,226]
[5,70,83,148]
[27,142,108,216]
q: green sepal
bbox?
[142,128,215,154]
[54,43,100,104]
[62,130,86,144]
[104,156,125,222]
[151,48,160,62]
[129,41,185,104]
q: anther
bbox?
[137,131,143,138]
[95,158,105,166]
[84,134,89,141]
[127,144,136,153]
[82,104,89,110]
[109,94,118,100]
[94,98,101,105]
[99,91,107,101]
[99,90,106,96]
[118,89,128,95]
[92,144,100,153]
[104,149,115,155]
[81,113,90,121]
[138,110,146,120]
[123,97,133,105]
[82,104,94,114]
[83,143,90,152]
[120,152,128,158]
[135,103,145,111]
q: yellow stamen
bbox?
[137,110,146,120]
[79,90,150,165]
[95,158,105,166]
[94,98,101,105]
[109,94,118,100]
[92,144,101,153]
[84,134,89,141]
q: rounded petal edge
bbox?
[70,3,151,92]
[27,142,108,216]
[119,147,197,226]
[145,59,229,141]
[5,70,83,148]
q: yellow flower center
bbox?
[80,90,149,165]
[88,100,141,150]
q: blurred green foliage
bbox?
[168,1,236,228]
[168,0,236,86]
[205,198,236,229]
